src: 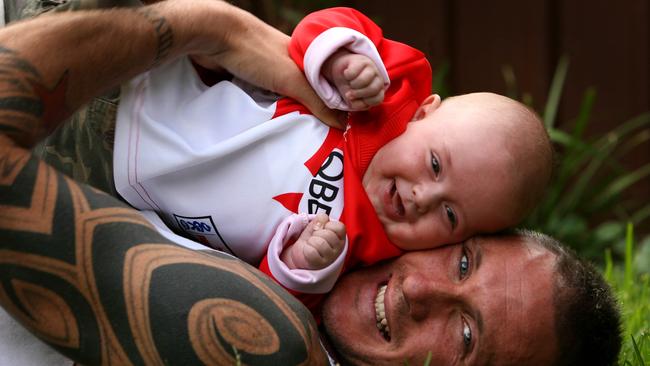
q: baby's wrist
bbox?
[280,244,299,270]
[322,48,352,84]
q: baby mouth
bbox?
[374,284,391,341]
[390,180,405,217]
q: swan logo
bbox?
[173,214,233,254]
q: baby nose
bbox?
[402,272,459,321]
[412,184,439,214]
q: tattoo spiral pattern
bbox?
[0,32,325,365]
[189,299,280,364]
[0,157,324,364]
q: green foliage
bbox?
[520,56,650,261]
[604,224,650,365]
[432,61,451,99]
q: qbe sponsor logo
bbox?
[308,150,343,215]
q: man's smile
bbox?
[374,283,391,341]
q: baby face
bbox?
[363,94,529,250]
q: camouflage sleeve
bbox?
[7,0,142,198]
[4,0,143,22]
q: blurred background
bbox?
[234,0,650,267]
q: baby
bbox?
[113,7,552,312]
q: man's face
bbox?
[362,94,525,250]
[321,235,558,365]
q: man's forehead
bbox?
[475,234,552,257]
[473,235,558,365]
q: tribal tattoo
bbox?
[0,46,48,147]
[137,7,174,68]
[0,29,325,366]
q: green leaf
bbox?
[547,128,576,146]
[571,87,596,140]
[625,223,634,290]
[595,222,625,244]
[632,205,650,226]
[590,163,650,211]
[634,237,650,274]
[604,248,614,281]
[432,61,450,98]
[631,335,646,366]
[614,128,650,160]
[543,55,569,129]
[594,112,650,148]
[423,351,433,366]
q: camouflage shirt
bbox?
[5,0,142,196]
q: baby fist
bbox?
[323,50,386,110]
[281,213,346,270]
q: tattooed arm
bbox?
[0,1,327,364]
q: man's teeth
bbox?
[374,284,391,340]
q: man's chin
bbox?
[319,322,351,365]
[321,298,363,366]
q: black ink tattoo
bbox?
[0,155,325,364]
[0,47,71,147]
[138,8,174,67]
[0,46,325,366]
[0,46,44,146]
[0,10,325,365]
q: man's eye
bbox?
[431,154,441,175]
[445,206,457,228]
[462,320,472,348]
[459,251,469,278]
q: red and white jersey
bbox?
[114,7,431,303]
[114,57,347,266]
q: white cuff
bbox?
[303,27,390,111]
[267,213,348,294]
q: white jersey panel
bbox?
[115,57,344,264]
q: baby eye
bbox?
[462,319,472,348]
[430,154,441,175]
[445,206,457,229]
[459,250,470,278]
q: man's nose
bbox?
[402,271,459,321]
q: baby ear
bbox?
[412,94,442,121]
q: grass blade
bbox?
[590,163,650,212]
[571,87,596,140]
[604,248,613,281]
[543,56,569,129]
[631,335,646,366]
[625,223,634,290]
[423,351,433,366]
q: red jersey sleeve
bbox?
[289,7,432,106]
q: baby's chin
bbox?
[384,225,423,251]
[385,224,455,251]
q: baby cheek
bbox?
[390,218,450,250]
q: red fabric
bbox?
[264,7,433,317]
[272,97,312,119]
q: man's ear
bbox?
[411,94,442,121]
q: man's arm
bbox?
[0,1,326,364]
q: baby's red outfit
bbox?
[113,7,431,315]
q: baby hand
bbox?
[281,213,346,270]
[323,49,385,110]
